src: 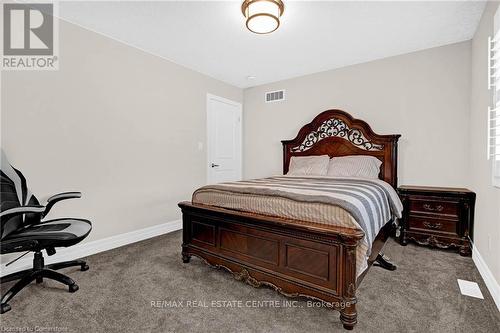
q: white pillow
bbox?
[327,155,382,179]
[287,155,330,176]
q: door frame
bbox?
[206,93,243,184]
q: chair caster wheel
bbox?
[69,284,79,293]
[1,303,11,314]
[81,264,89,271]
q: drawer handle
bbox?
[423,204,444,212]
[423,221,443,229]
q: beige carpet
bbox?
[1,230,499,332]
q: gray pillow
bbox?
[327,155,382,179]
[287,155,330,176]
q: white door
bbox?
[207,94,242,184]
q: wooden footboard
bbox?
[179,202,369,330]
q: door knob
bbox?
[211,163,220,168]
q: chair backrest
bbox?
[0,150,39,239]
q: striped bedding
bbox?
[192,175,403,276]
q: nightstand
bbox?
[397,186,476,256]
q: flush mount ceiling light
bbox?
[241,0,285,34]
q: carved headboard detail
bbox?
[282,110,401,188]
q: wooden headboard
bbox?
[281,110,401,188]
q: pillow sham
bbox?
[327,155,382,179]
[287,155,330,176]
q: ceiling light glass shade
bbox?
[241,0,285,34]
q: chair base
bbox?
[0,252,88,314]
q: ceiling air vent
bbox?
[265,90,285,103]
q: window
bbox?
[488,10,500,188]
[488,106,500,187]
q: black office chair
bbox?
[0,150,92,314]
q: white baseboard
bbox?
[0,219,182,277]
[472,245,500,312]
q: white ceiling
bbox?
[59,1,486,88]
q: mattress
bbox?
[192,175,403,276]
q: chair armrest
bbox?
[0,205,46,222]
[43,192,82,217]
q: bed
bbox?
[178,109,402,330]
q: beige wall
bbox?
[470,1,500,287]
[243,41,472,187]
[0,21,242,248]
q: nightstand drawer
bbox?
[408,215,457,234]
[409,199,459,217]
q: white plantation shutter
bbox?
[488,107,500,158]
[488,10,500,187]
[488,106,500,185]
